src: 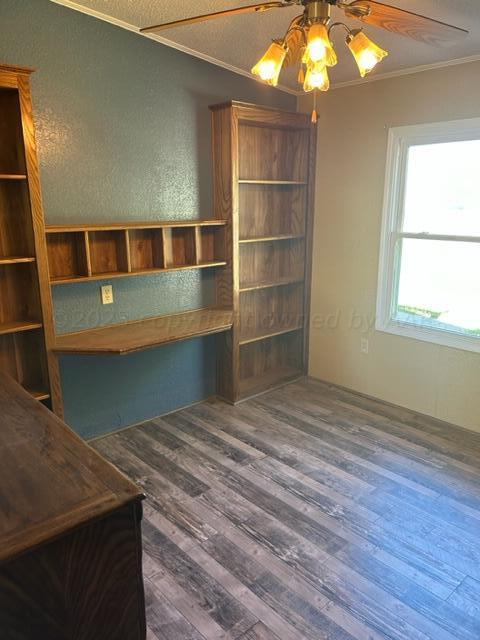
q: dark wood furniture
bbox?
[210,101,316,403]
[0,373,146,640]
[0,64,62,414]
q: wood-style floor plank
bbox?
[93,379,480,640]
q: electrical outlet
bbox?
[361,338,369,354]
[101,285,114,305]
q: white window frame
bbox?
[376,117,480,354]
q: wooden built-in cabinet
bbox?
[210,101,316,403]
[0,64,61,412]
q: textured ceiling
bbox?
[53,1,480,92]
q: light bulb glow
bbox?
[347,31,388,78]
[251,41,287,86]
[303,24,337,68]
[257,60,276,81]
[303,62,330,92]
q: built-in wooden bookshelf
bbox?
[46,219,232,367]
[0,64,61,412]
[45,220,227,284]
[210,101,316,402]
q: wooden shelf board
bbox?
[51,261,227,285]
[0,321,43,336]
[53,307,233,355]
[239,366,304,400]
[28,389,51,401]
[239,234,304,244]
[239,277,304,293]
[0,256,36,265]
[238,180,307,185]
[239,324,303,346]
[45,219,227,234]
[0,174,27,180]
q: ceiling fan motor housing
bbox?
[303,0,335,24]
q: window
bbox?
[377,118,480,353]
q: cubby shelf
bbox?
[0,321,43,336]
[53,307,233,356]
[50,261,227,285]
[45,219,226,233]
[46,219,227,285]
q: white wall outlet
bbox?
[361,338,369,354]
[101,284,114,305]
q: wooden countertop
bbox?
[53,307,234,355]
[0,373,143,565]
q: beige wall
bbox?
[299,61,480,432]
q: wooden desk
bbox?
[53,307,233,356]
[0,373,146,639]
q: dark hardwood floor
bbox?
[93,379,480,640]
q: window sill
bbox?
[376,318,480,354]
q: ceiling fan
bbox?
[141,1,468,103]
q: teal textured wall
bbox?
[0,0,295,438]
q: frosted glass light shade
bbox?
[251,41,287,86]
[347,31,388,77]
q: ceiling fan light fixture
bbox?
[303,23,337,68]
[303,61,330,92]
[346,29,388,78]
[251,40,287,86]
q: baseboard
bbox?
[306,375,478,436]
[87,395,217,443]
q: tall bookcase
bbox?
[0,64,62,413]
[211,101,316,403]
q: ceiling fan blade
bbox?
[141,2,289,35]
[284,27,305,66]
[340,1,468,46]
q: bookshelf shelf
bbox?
[0,174,27,180]
[239,276,304,293]
[239,234,304,244]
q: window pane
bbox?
[395,239,480,336]
[403,140,480,236]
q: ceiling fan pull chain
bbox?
[311,90,318,124]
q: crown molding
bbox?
[327,53,480,92]
[49,0,298,96]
